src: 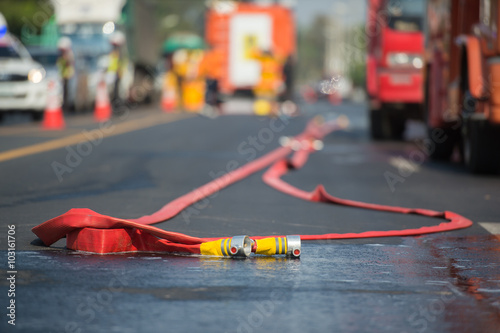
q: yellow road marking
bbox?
[0,113,192,163]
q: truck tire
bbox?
[388,113,406,140]
[463,117,500,173]
[370,108,389,140]
[427,127,459,161]
[370,107,406,140]
[31,111,44,122]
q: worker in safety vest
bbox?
[251,49,284,116]
[107,31,126,103]
[171,49,189,110]
[56,37,75,111]
[183,50,206,112]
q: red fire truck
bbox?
[366,0,425,139]
[425,0,500,173]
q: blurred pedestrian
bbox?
[56,37,75,112]
[281,55,294,102]
[199,47,223,114]
[172,49,189,110]
[107,31,126,104]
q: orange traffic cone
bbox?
[161,87,177,112]
[42,80,65,130]
[94,77,112,122]
[161,71,177,112]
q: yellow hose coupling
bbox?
[200,235,253,257]
[253,235,301,257]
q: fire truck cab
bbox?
[366,0,425,139]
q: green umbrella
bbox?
[162,33,205,54]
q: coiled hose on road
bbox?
[32,116,472,257]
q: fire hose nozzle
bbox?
[199,235,253,257]
[253,235,301,257]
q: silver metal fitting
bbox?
[228,235,253,258]
[286,235,301,258]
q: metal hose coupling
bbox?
[253,235,301,258]
[199,235,253,257]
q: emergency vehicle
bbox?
[366,0,425,139]
[425,0,500,173]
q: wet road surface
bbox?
[0,100,499,332]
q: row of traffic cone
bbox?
[42,76,112,130]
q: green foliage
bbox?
[0,0,53,38]
[346,24,366,87]
[297,15,328,84]
[155,0,206,41]
[349,61,366,87]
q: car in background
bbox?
[0,33,48,121]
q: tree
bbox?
[0,0,53,38]
[297,14,328,84]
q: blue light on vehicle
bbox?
[0,13,7,38]
[0,25,6,38]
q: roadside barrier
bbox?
[32,116,473,257]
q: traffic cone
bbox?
[42,80,65,130]
[161,72,177,112]
[94,77,112,122]
[161,86,177,112]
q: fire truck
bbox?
[366,0,425,139]
[425,0,500,173]
[204,1,296,96]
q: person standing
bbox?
[199,47,223,114]
[56,37,75,112]
[252,49,283,116]
[107,31,126,104]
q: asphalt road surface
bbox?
[0,100,499,333]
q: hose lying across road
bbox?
[32,116,473,257]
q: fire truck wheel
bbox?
[428,127,459,161]
[388,114,406,140]
[370,108,389,140]
[463,117,500,173]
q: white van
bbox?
[0,33,48,120]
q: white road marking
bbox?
[388,156,421,173]
[479,222,500,235]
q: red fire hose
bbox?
[32,116,473,257]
